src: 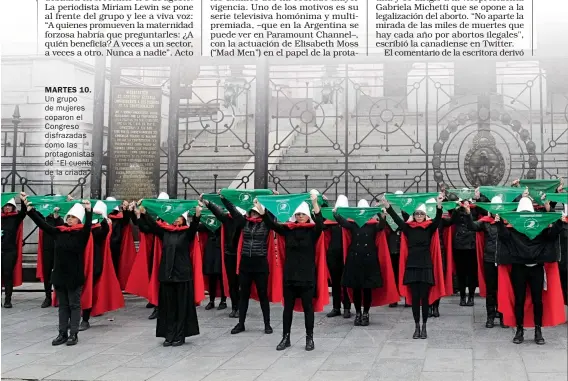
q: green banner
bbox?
[447,188,475,200]
[475,202,519,215]
[385,193,439,215]
[201,211,222,232]
[336,207,383,227]
[478,186,522,203]
[321,207,336,221]
[499,212,562,239]
[545,193,568,205]
[1,192,19,207]
[140,199,198,224]
[385,205,401,230]
[519,179,561,205]
[220,189,273,211]
[26,195,67,217]
[256,193,313,222]
[202,194,226,209]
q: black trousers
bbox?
[352,288,372,313]
[1,249,18,298]
[329,260,351,310]
[391,254,400,287]
[239,271,270,325]
[283,285,314,335]
[55,285,82,334]
[225,255,240,310]
[484,261,499,317]
[511,264,544,327]
[410,282,430,324]
[207,274,226,302]
[454,249,477,298]
[42,250,55,298]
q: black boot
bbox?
[343,309,352,319]
[305,333,315,351]
[459,297,466,306]
[148,307,158,320]
[163,339,172,347]
[67,333,78,346]
[432,305,440,318]
[52,332,68,346]
[41,294,51,308]
[428,306,434,318]
[466,295,474,307]
[412,323,421,339]
[146,302,154,308]
[361,313,370,327]
[264,323,273,334]
[485,316,495,328]
[217,300,227,310]
[534,326,545,345]
[79,320,90,331]
[205,301,215,310]
[172,337,185,347]
[513,326,524,344]
[3,295,12,309]
[229,309,238,318]
[354,312,362,326]
[276,334,291,350]
[388,302,398,308]
[231,323,245,334]
[420,323,427,339]
[327,308,341,318]
[499,313,508,328]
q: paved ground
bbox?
[2,284,567,381]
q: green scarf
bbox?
[478,186,522,203]
[220,189,273,212]
[202,194,225,209]
[321,207,336,221]
[475,202,519,215]
[385,192,439,215]
[447,188,475,200]
[1,192,19,207]
[499,212,562,239]
[519,179,561,205]
[545,193,568,205]
[140,199,198,224]
[201,211,222,232]
[335,207,383,228]
[26,195,68,217]
[385,205,401,230]
[256,193,314,222]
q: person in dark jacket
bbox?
[79,201,110,331]
[201,195,244,318]
[383,194,444,339]
[261,194,322,351]
[495,197,565,345]
[333,199,386,327]
[26,199,93,346]
[325,195,352,318]
[221,194,274,335]
[465,196,505,328]
[197,218,227,311]
[37,204,65,308]
[1,193,27,308]
[105,197,131,278]
[445,200,478,306]
[137,202,202,347]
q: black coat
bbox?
[138,213,200,283]
[207,200,241,256]
[466,215,499,263]
[198,224,223,275]
[446,209,476,251]
[28,208,93,289]
[558,222,568,270]
[1,203,26,252]
[108,210,131,256]
[41,214,65,254]
[387,206,443,269]
[92,219,110,280]
[495,220,564,265]
[264,212,323,285]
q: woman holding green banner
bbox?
[136,202,203,347]
[494,197,566,345]
[259,194,325,352]
[382,194,445,340]
[1,192,27,308]
[332,199,391,327]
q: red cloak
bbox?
[275,222,329,312]
[2,212,23,288]
[236,217,282,303]
[442,224,455,296]
[124,231,154,299]
[498,262,566,327]
[342,221,400,307]
[147,222,205,306]
[198,230,230,301]
[91,223,125,316]
[108,213,137,290]
[36,230,45,282]
[322,220,336,282]
[474,215,495,297]
[399,221,445,305]
[51,224,94,310]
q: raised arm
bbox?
[220,196,246,228]
[27,209,59,235]
[464,211,483,232]
[427,206,444,234]
[139,211,164,238]
[92,218,110,241]
[187,215,201,240]
[313,211,323,238]
[375,215,386,233]
[15,196,27,223]
[385,207,407,231]
[261,211,288,235]
[82,209,93,234]
[333,211,355,230]
[204,199,230,224]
